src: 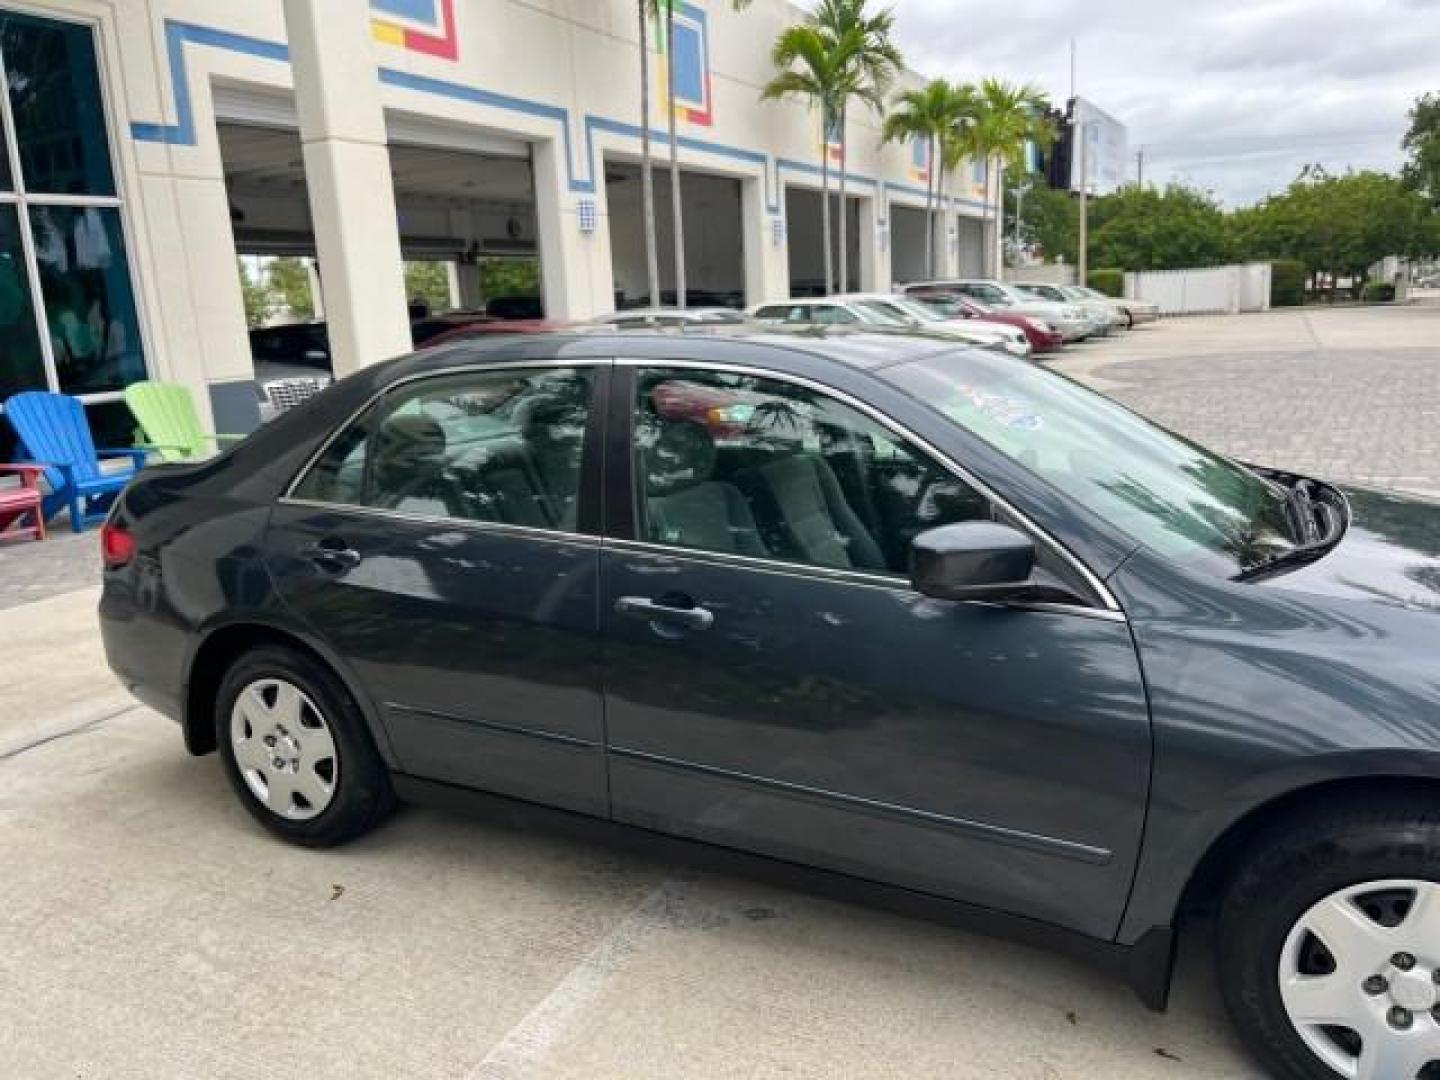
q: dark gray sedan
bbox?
[99,327,1440,1080]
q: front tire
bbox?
[216,645,394,847]
[1216,797,1440,1079]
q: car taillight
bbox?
[100,520,136,569]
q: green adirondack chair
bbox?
[123,381,246,462]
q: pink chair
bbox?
[0,463,46,543]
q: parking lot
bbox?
[3,302,1438,1079]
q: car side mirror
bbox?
[909,522,1036,602]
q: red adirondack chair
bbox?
[0,463,45,543]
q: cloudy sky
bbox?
[883,0,1440,205]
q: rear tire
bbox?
[1216,796,1440,1079]
[216,644,394,847]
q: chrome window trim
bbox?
[614,355,1124,614]
[281,358,611,503]
[603,538,1125,623]
[276,496,601,548]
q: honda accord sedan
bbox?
[100,327,1440,1080]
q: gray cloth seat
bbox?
[641,420,768,557]
[515,393,583,530]
[737,453,887,571]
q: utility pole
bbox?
[1135,146,1145,188]
[1077,121,1089,286]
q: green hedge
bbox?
[1087,268,1125,297]
[1270,259,1307,307]
[1360,281,1396,302]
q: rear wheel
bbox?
[216,645,394,847]
[1217,798,1440,1079]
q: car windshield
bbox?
[965,283,1012,305]
[1059,286,1092,301]
[853,301,913,327]
[914,295,967,318]
[884,296,950,323]
[885,349,1299,577]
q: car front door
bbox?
[599,363,1151,940]
[267,362,609,815]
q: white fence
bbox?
[1124,263,1272,316]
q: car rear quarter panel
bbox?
[1111,546,1440,943]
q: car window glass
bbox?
[632,368,996,576]
[293,367,594,531]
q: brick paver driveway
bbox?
[1051,301,1440,497]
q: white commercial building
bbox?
[0,0,996,440]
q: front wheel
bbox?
[216,644,395,847]
[1217,798,1440,1079]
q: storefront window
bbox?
[29,205,142,393]
[0,12,115,196]
[0,10,145,419]
[0,204,43,398]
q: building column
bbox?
[283,0,410,374]
[934,201,960,279]
[533,137,612,320]
[858,192,889,291]
[742,174,787,306]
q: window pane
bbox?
[0,204,45,398]
[633,369,993,574]
[296,368,593,531]
[1,12,115,195]
[29,205,145,394]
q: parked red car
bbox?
[907,290,1064,353]
[420,317,567,348]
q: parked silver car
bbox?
[1015,283,1123,336]
[904,280,1093,342]
[750,294,1032,357]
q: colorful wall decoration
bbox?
[370,0,459,61]
[907,137,931,186]
[656,1,713,127]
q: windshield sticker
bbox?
[953,385,1045,430]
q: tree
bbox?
[1089,183,1232,272]
[806,0,901,293]
[404,261,452,313]
[762,26,855,296]
[657,1,753,309]
[266,256,314,319]
[1402,92,1440,209]
[960,79,1054,279]
[237,258,272,329]
[1005,180,1077,265]
[636,1,661,307]
[883,79,975,280]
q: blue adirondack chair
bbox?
[3,391,149,532]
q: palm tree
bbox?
[636,1,660,307]
[807,0,901,293]
[762,26,854,296]
[658,1,753,310]
[882,79,975,281]
[965,79,1054,279]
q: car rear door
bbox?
[598,361,1152,940]
[266,361,610,815]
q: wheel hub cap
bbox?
[1279,879,1440,1079]
[229,678,338,821]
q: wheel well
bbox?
[1178,775,1440,917]
[183,624,333,756]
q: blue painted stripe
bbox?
[128,19,993,217]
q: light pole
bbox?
[1076,119,1092,286]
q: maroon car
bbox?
[420,317,567,348]
[907,290,1064,353]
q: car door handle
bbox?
[300,539,362,572]
[615,595,715,631]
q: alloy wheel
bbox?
[1279,879,1440,1079]
[229,678,338,821]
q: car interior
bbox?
[634,372,994,574]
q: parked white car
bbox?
[1068,285,1161,327]
[749,295,1032,357]
[1014,283,1122,335]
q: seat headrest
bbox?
[374,414,447,479]
[643,419,717,497]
